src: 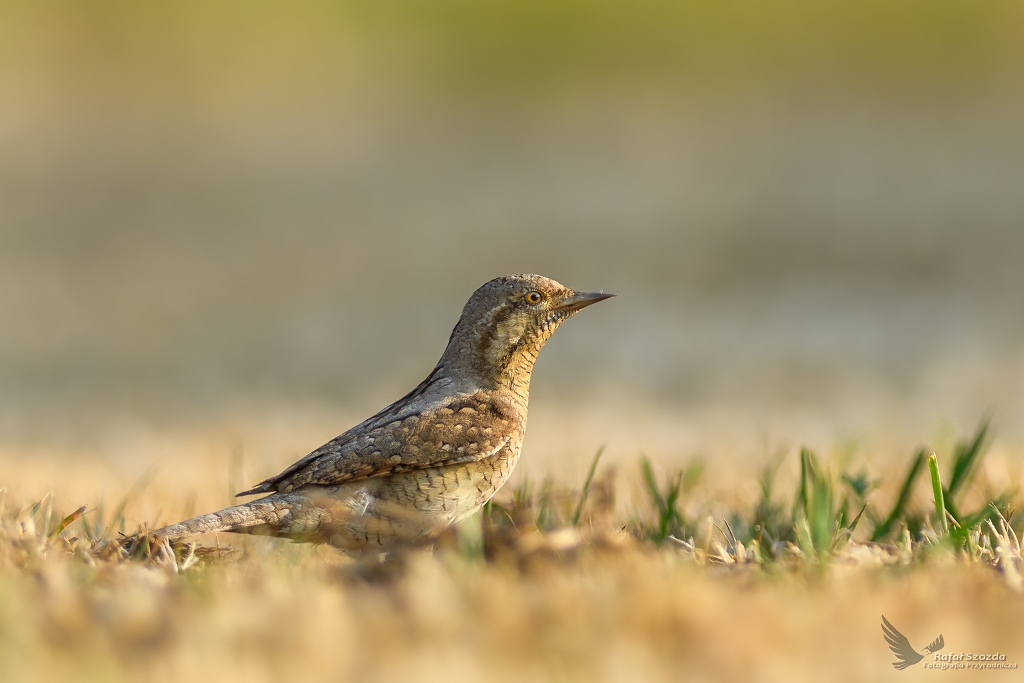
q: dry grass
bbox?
[1,420,1022,683]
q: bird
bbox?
[881,615,944,670]
[153,274,613,551]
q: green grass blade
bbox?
[941,420,991,524]
[928,453,947,535]
[947,420,989,499]
[809,474,833,555]
[870,450,925,542]
[641,458,666,517]
[572,445,605,527]
[657,472,683,543]
[845,502,867,534]
[681,459,704,494]
[48,505,88,539]
[793,447,812,522]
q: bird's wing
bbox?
[881,616,923,670]
[925,634,944,653]
[237,391,518,496]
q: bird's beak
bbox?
[558,291,615,312]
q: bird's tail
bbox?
[155,495,297,541]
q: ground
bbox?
[1,414,1021,683]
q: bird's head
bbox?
[440,274,614,392]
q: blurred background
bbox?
[2,1,1024,480]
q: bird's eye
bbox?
[525,291,543,305]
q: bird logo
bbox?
[881,615,945,670]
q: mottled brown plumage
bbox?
[156,274,612,551]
